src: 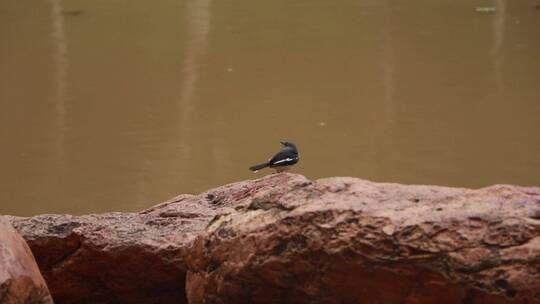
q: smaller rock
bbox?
[0,216,53,304]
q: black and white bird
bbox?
[249,141,299,173]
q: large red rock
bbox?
[186,174,540,304]
[0,216,53,304]
[9,195,203,304]
[8,177,283,304]
[8,174,540,303]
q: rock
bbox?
[0,216,53,304]
[185,174,540,304]
[9,196,202,304]
[8,174,540,304]
[8,176,290,304]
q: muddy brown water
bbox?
[1,0,539,216]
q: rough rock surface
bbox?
[8,174,540,304]
[186,174,540,304]
[9,195,203,304]
[0,216,53,304]
[8,177,281,304]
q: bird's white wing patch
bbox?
[273,157,295,164]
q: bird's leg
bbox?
[274,166,291,173]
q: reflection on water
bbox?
[0,0,539,216]
[50,0,67,169]
[179,0,212,170]
[492,0,506,93]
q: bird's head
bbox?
[280,141,297,150]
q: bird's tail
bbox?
[249,162,269,172]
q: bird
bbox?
[249,141,299,173]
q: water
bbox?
[1,0,539,216]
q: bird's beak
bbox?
[280,141,286,146]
